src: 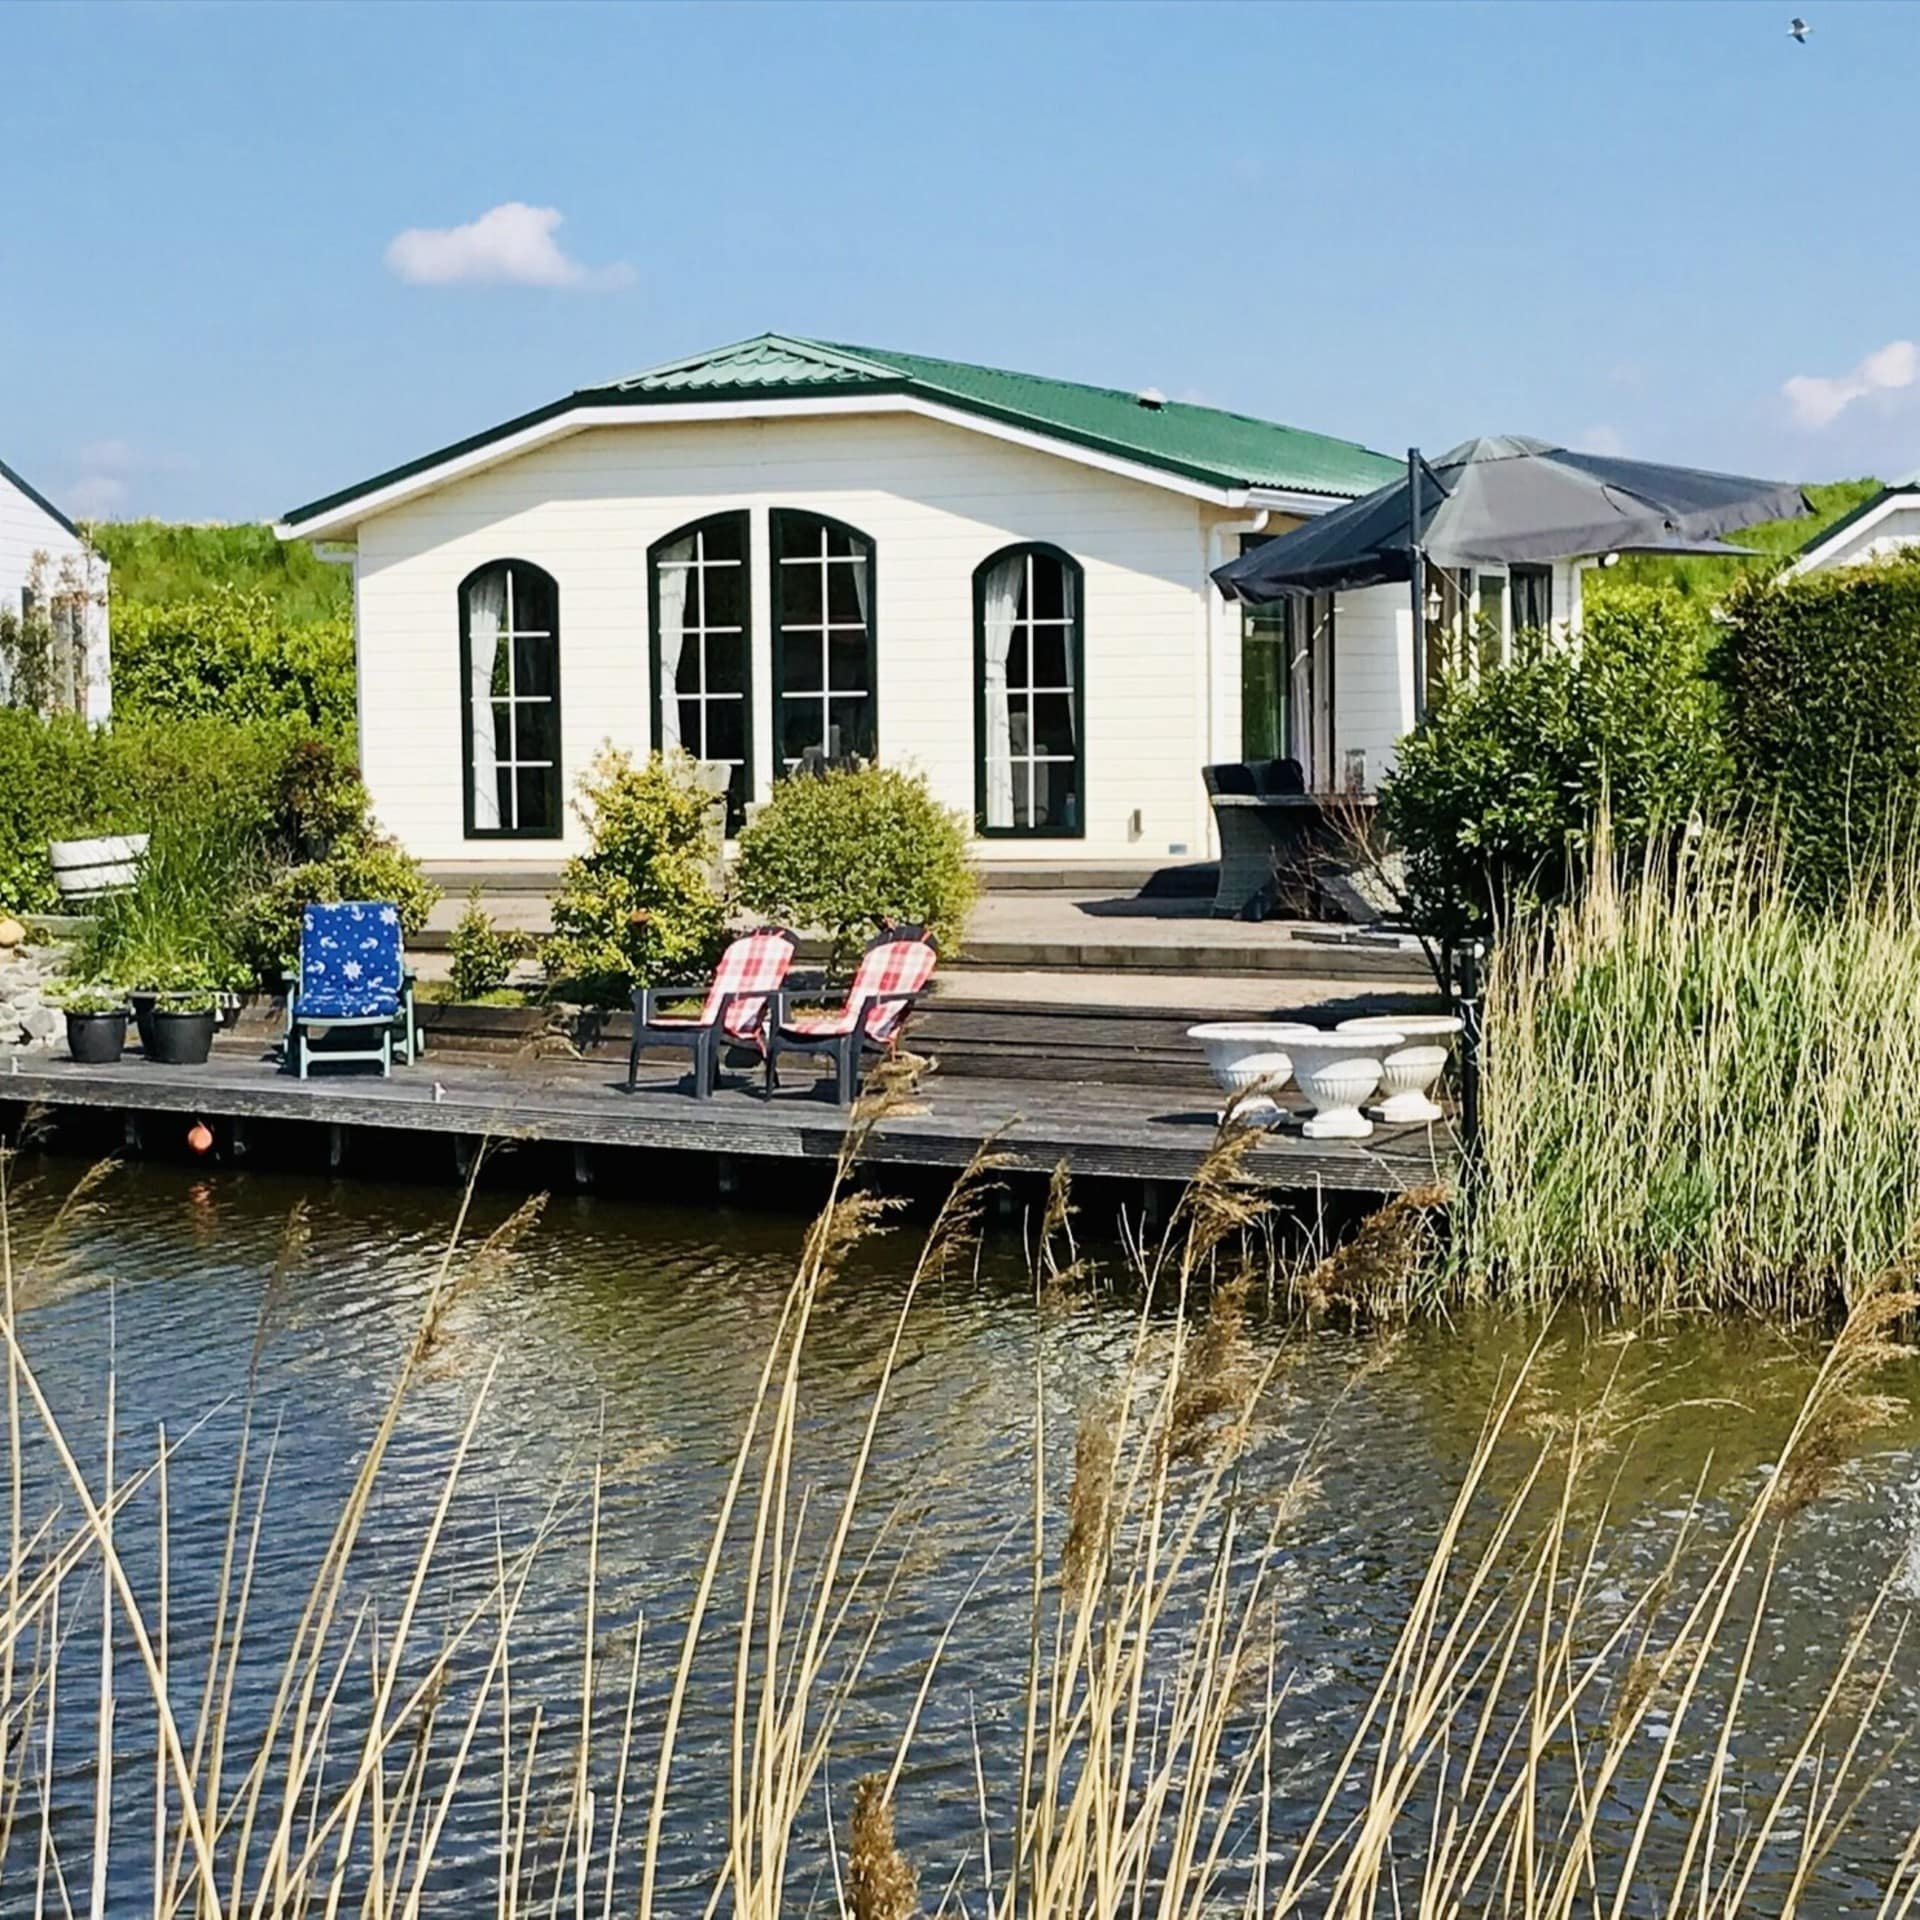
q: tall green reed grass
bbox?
[2,1075,1919,1915]
[1461,823,1920,1313]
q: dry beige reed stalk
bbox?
[1165,1268,1255,1465]
[846,1772,918,1920]
[1299,1181,1449,1319]
[1058,1398,1118,1609]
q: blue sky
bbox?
[4,0,1916,523]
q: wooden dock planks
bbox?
[0,1046,1456,1197]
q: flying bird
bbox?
[1789,16,1810,41]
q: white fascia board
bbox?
[274,392,1251,541]
[1245,486,1350,518]
[1786,491,1907,576]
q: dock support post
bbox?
[1138,1180,1163,1236]
[123,1115,143,1156]
[328,1124,346,1173]
[453,1135,474,1183]
[716,1154,737,1200]
[572,1145,594,1191]
[230,1118,251,1163]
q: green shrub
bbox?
[1380,590,1725,947]
[70,823,258,992]
[91,521,352,624]
[1713,551,1920,890]
[111,587,354,735]
[448,891,531,1000]
[233,837,439,980]
[733,763,976,972]
[542,750,728,1004]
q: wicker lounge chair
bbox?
[627,927,800,1099]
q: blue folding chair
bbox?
[285,901,418,1078]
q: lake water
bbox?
[6,1156,1920,1912]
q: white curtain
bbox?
[981,553,1022,828]
[466,569,506,829]
[1059,562,1078,744]
[1287,597,1315,791]
[656,536,694,752]
[845,546,871,760]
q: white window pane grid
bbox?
[779,522,871,769]
[490,566,557,831]
[1007,552,1075,829]
[662,527,746,779]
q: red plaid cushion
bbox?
[784,938,936,1041]
[647,932,796,1042]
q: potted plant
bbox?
[147,989,220,1067]
[51,983,131,1065]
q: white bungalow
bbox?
[0,453,110,720]
[1789,474,1920,576]
[275,333,1429,872]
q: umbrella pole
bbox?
[1408,447,1427,725]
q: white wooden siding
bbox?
[353,412,1218,865]
[1330,586,1413,788]
[0,468,111,721]
[1798,501,1920,573]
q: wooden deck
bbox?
[0,1044,1457,1197]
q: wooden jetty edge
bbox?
[0,1046,1457,1198]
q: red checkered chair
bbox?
[627,928,800,1100]
[764,928,939,1105]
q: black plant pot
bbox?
[65,1010,128,1065]
[147,1009,216,1067]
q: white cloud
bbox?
[384,202,633,291]
[63,474,128,517]
[1783,338,1918,429]
[1578,423,1628,457]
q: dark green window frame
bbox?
[458,557,564,841]
[769,508,877,775]
[972,542,1085,839]
[648,511,753,833]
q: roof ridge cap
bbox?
[582,331,898,396]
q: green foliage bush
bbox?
[1380,590,1725,947]
[233,837,439,981]
[734,763,976,971]
[448,891,531,1000]
[1713,552,1920,889]
[542,750,728,1004]
[111,587,354,734]
[91,522,351,624]
[0,708,434,984]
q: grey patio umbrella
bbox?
[1213,436,1809,604]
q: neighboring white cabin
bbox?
[1790,478,1920,576]
[278,334,1435,870]
[0,455,110,721]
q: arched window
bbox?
[459,560,561,838]
[771,510,875,773]
[974,544,1083,836]
[650,513,751,831]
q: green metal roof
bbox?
[281,332,1399,528]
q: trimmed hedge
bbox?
[1714,552,1920,887]
[111,587,354,735]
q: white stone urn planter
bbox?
[1284,1031,1404,1140]
[1337,1014,1463,1124]
[1187,1023,1317,1121]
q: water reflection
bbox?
[5,1157,1918,1910]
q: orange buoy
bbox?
[186,1121,214,1156]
